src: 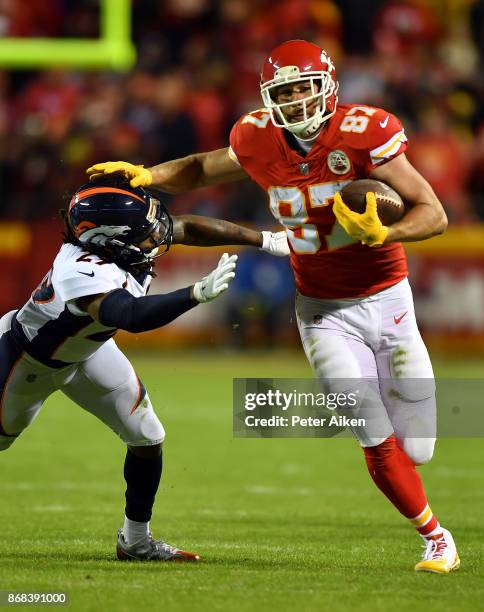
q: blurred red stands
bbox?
[0,0,482,351]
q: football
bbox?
[339,179,405,226]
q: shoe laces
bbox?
[422,535,446,560]
[149,534,179,555]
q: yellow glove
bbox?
[333,191,388,247]
[86,161,153,188]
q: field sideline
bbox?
[0,350,483,611]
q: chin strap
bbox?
[287,114,323,139]
[300,118,324,138]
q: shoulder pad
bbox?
[336,105,407,164]
[54,250,124,303]
[229,109,273,160]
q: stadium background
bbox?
[0,2,483,611]
[0,0,483,352]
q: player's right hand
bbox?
[192,253,237,303]
[86,161,153,188]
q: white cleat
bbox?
[414,528,460,574]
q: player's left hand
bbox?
[261,230,290,256]
[333,191,388,247]
[193,253,238,303]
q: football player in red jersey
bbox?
[87,40,459,573]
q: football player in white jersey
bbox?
[0,177,289,561]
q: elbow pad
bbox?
[98,288,197,333]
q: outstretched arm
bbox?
[87,148,247,193]
[172,215,262,247]
[76,253,238,332]
[171,214,290,256]
[87,152,289,255]
[150,148,247,193]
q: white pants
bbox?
[0,311,165,450]
[296,278,436,463]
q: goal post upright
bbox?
[0,0,135,70]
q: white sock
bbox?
[123,516,149,545]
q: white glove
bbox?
[261,231,290,256]
[193,253,238,303]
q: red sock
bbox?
[363,436,442,538]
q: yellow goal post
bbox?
[0,0,135,70]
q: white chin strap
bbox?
[144,246,159,258]
[283,111,324,139]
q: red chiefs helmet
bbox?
[260,40,339,138]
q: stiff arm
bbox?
[150,148,247,194]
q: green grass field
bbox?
[1,350,483,612]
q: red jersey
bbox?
[229,103,408,299]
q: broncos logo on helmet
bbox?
[66,177,173,268]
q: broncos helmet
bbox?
[67,177,173,267]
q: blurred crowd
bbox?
[0,0,483,224]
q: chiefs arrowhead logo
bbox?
[327,150,351,175]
